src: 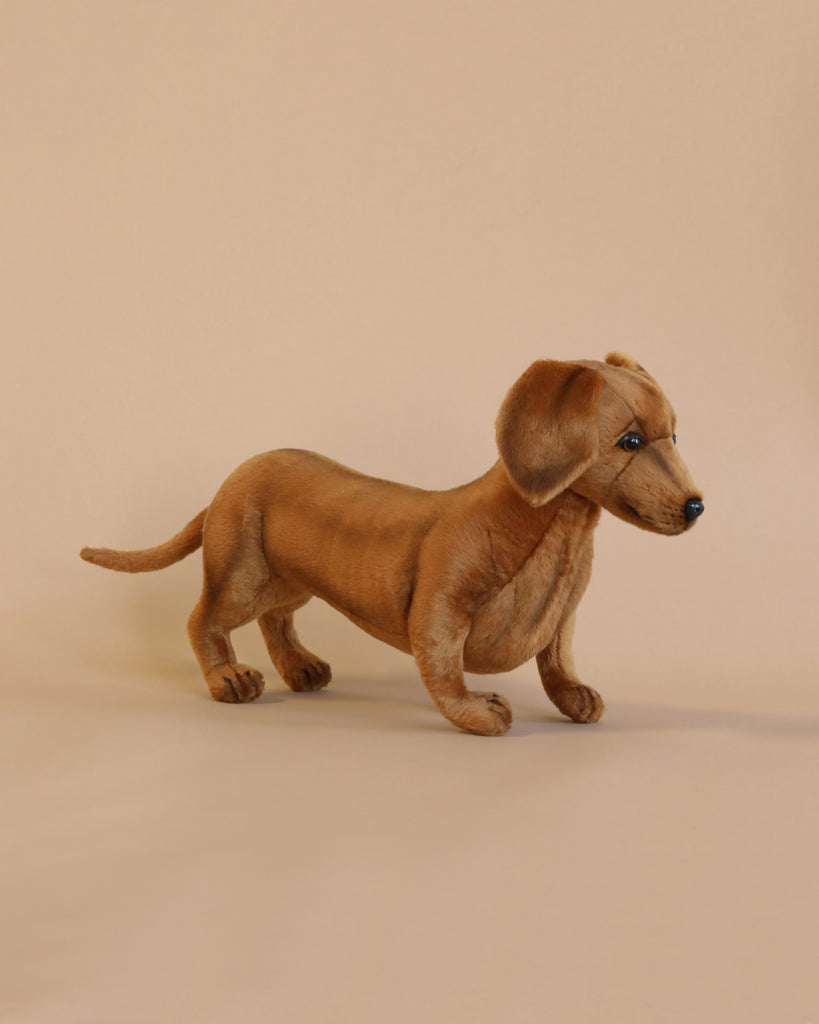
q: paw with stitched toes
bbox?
[281,653,332,692]
[206,664,265,703]
[443,691,513,736]
[552,683,604,724]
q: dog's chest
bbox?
[463,501,597,673]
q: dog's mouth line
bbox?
[621,501,690,535]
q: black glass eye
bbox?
[672,433,677,445]
[616,432,645,452]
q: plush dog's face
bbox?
[495,352,704,536]
[571,354,703,535]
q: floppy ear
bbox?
[495,360,602,506]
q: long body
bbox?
[210,450,598,672]
[82,354,703,735]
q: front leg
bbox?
[536,612,604,724]
[409,597,512,736]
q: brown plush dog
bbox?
[81,352,703,735]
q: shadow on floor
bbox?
[60,589,819,741]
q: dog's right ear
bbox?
[496,361,602,506]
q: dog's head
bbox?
[496,353,703,535]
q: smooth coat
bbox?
[81,352,702,735]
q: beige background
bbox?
[2,2,818,1022]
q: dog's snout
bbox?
[684,498,705,522]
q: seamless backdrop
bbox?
[2,3,818,1023]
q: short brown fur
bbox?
[81,354,702,735]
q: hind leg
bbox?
[258,608,332,692]
[186,509,274,703]
[188,594,266,703]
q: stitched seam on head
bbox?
[609,457,632,488]
[606,379,673,443]
[606,381,641,424]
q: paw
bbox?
[207,664,265,703]
[554,683,605,724]
[443,691,513,736]
[281,653,332,692]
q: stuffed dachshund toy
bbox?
[81,352,703,735]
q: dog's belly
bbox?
[325,603,414,656]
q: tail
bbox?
[80,509,208,573]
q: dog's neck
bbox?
[476,461,598,519]
[455,463,600,614]
[460,462,600,576]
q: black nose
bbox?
[684,498,705,521]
